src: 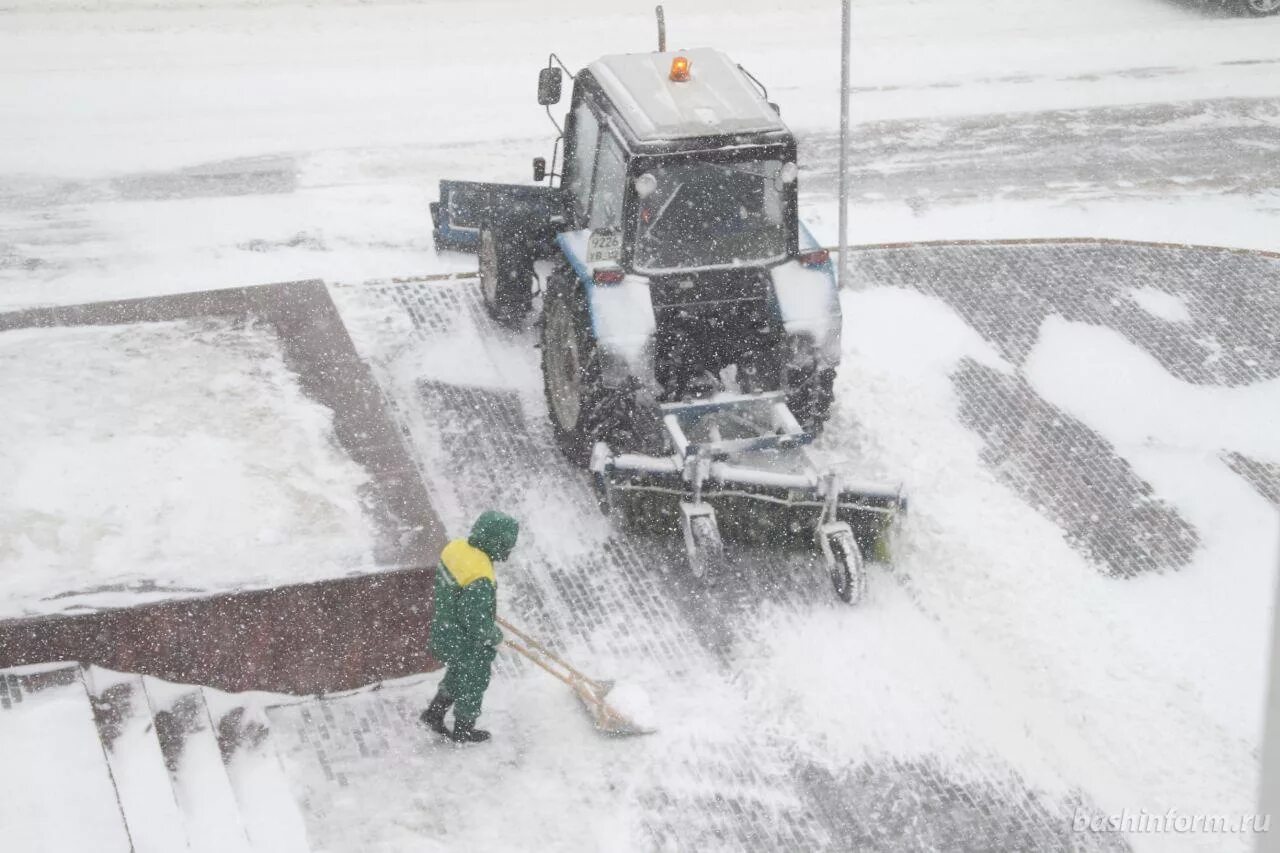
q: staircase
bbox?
[0,662,310,853]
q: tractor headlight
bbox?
[634,173,658,198]
[775,162,798,189]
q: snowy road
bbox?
[3,0,1280,309]
[3,94,1280,310]
[803,97,1280,208]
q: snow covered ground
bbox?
[1,0,1279,850]
[0,319,377,617]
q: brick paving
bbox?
[953,359,1198,577]
[271,673,1122,852]
[854,240,1280,577]
[1224,452,1280,507]
[852,241,1280,387]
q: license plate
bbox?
[586,230,622,264]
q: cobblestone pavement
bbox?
[1225,452,1280,506]
[271,272,1154,852]
[852,242,1280,387]
[854,240,1280,577]
[952,359,1200,577]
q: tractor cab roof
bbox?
[585,48,789,148]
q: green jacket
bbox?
[430,512,519,661]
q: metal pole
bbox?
[838,0,851,289]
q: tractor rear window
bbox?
[632,159,787,272]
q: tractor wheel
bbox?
[541,274,664,466]
[478,219,533,325]
[827,527,867,605]
[787,365,836,436]
[687,514,724,584]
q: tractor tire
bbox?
[478,218,534,325]
[686,514,724,584]
[828,527,867,605]
[787,365,836,436]
[541,273,665,466]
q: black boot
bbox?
[419,691,453,736]
[449,719,491,744]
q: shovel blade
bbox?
[570,676,654,737]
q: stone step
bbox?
[0,663,132,853]
[204,687,311,853]
[143,676,254,853]
[86,665,191,853]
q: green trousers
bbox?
[439,643,497,723]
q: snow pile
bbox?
[0,319,377,616]
[602,681,657,734]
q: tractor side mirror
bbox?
[533,157,547,182]
[537,67,563,106]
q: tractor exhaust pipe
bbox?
[656,5,667,52]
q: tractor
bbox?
[431,43,904,603]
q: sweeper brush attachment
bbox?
[589,392,906,604]
[498,617,656,737]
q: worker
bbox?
[420,510,520,744]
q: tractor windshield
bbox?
[632,159,788,272]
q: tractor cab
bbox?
[546,49,800,278]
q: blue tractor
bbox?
[431,45,904,603]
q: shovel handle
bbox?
[497,616,607,693]
[502,638,580,692]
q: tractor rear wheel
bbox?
[478,218,534,325]
[541,274,664,466]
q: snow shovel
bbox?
[497,616,655,737]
